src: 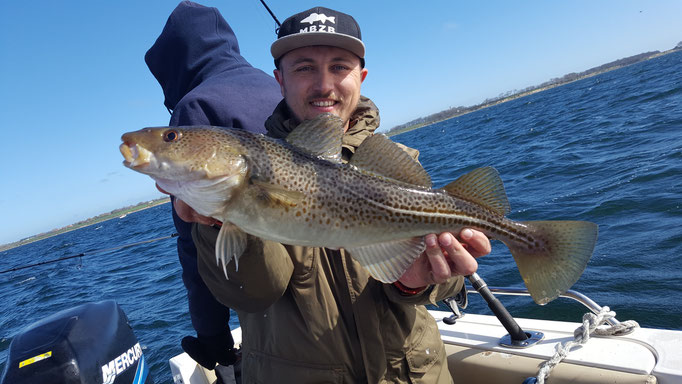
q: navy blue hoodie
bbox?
[146,1,281,131]
[145,1,282,338]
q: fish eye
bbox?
[163,129,181,142]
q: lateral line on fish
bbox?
[341,184,533,247]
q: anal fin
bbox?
[347,237,425,283]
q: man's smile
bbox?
[311,100,336,107]
[311,99,337,107]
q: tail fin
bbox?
[510,221,598,305]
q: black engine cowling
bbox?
[1,300,152,384]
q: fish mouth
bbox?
[119,142,152,169]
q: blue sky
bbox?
[1,0,680,245]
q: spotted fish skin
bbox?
[120,114,598,305]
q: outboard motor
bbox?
[1,300,152,384]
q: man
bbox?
[145,1,282,370]
[183,6,491,383]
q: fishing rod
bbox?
[0,233,178,274]
[258,0,281,33]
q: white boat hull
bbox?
[170,311,681,384]
[433,309,680,383]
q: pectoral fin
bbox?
[252,179,304,207]
[347,237,425,283]
[215,223,248,279]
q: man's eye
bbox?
[331,65,350,72]
[294,66,313,72]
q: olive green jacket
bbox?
[195,97,463,383]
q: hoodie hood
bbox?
[145,1,253,110]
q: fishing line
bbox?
[1,233,178,274]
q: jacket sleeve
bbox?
[168,101,237,336]
[382,276,464,306]
[193,223,294,313]
[170,99,214,126]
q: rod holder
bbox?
[467,273,544,347]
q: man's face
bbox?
[274,46,368,131]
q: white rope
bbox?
[534,306,640,384]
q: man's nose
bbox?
[313,69,334,94]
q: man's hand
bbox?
[398,229,490,289]
[156,183,219,226]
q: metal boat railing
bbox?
[441,273,626,348]
[466,286,621,327]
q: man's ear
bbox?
[360,68,368,83]
[273,69,285,97]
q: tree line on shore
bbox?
[387,46,680,136]
[1,197,170,251]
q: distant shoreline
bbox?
[1,198,170,252]
[386,48,680,137]
[4,48,679,250]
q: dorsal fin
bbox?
[285,113,344,163]
[443,167,511,216]
[349,134,432,188]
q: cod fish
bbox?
[120,114,598,305]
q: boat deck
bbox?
[169,310,682,384]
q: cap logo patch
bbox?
[301,13,336,25]
[271,7,364,60]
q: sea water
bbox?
[1,50,680,383]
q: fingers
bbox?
[397,229,489,288]
[459,228,491,257]
[436,232,478,277]
[424,231,481,284]
[424,234,451,284]
[447,233,479,276]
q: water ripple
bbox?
[2,51,681,383]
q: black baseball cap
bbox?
[271,7,365,63]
